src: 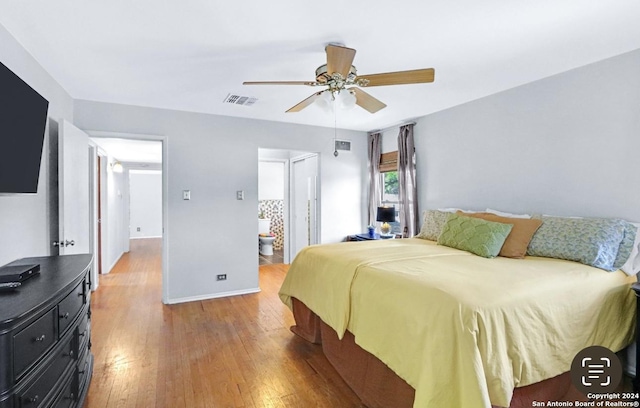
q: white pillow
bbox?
[621,222,640,276]
[438,208,480,213]
[485,208,531,219]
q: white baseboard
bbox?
[165,287,261,305]
[130,236,162,240]
[105,252,125,274]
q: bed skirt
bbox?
[291,298,589,408]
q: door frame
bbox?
[87,131,169,303]
[88,143,110,282]
[88,143,100,290]
[258,158,290,264]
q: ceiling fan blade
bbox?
[357,68,435,87]
[326,45,356,78]
[351,88,387,113]
[286,92,323,113]
[243,81,316,86]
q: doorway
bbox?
[257,148,319,265]
[88,132,168,301]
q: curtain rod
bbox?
[368,121,417,135]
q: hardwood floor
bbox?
[85,238,362,408]
[259,249,284,266]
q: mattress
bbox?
[279,238,636,408]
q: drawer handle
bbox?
[65,393,75,400]
[64,350,74,357]
[79,330,87,337]
[27,395,39,403]
[60,312,70,319]
[34,334,46,342]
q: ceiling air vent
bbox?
[335,140,351,152]
[223,93,258,106]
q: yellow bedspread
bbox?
[278,238,637,408]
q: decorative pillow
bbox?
[621,222,640,275]
[527,216,626,271]
[437,213,513,258]
[458,212,542,259]
[416,210,450,241]
[613,221,638,270]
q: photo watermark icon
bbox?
[570,345,623,395]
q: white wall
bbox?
[0,24,74,266]
[130,171,162,238]
[73,101,368,303]
[380,132,397,154]
[412,48,640,222]
[258,162,284,200]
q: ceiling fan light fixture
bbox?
[337,89,357,110]
[315,89,355,112]
[314,90,333,113]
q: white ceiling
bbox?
[1,1,639,131]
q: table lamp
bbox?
[376,206,396,237]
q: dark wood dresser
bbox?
[0,255,93,408]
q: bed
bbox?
[278,237,637,408]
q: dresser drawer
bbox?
[84,277,92,304]
[51,374,76,408]
[77,348,92,397]
[77,311,90,353]
[58,281,85,336]
[13,308,57,379]
[17,335,74,407]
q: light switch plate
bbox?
[236,190,244,200]
[183,190,191,200]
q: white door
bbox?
[290,154,318,259]
[58,120,90,255]
[292,159,308,257]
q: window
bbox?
[379,151,401,234]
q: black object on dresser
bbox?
[0,255,93,408]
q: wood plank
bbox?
[85,238,362,407]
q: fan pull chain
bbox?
[333,102,339,157]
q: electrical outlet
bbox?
[216,274,227,281]
[136,227,141,232]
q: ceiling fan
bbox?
[243,44,435,114]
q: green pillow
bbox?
[437,213,513,258]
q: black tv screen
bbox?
[0,61,49,194]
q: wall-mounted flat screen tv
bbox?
[0,61,49,194]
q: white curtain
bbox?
[368,132,382,226]
[397,124,418,237]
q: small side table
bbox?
[632,283,640,392]
[353,233,381,241]
[346,233,399,241]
